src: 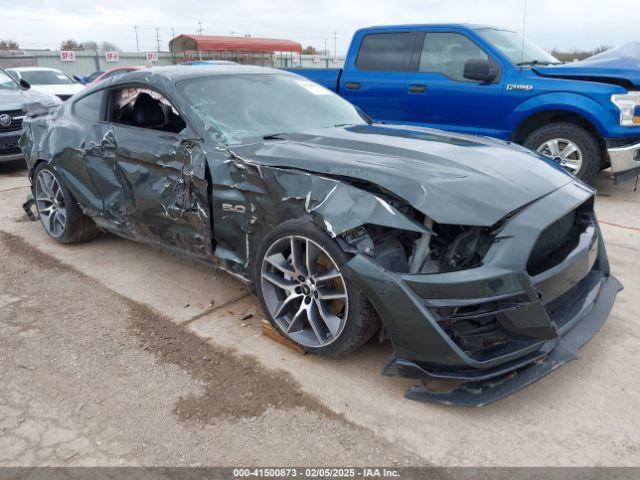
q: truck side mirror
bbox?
[463,58,498,83]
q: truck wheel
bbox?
[33,163,99,243]
[524,122,601,186]
[255,219,379,357]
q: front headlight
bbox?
[611,92,640,126]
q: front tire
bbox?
[33,163,98,243]
[524,121,602,186]
[255,219,379,356]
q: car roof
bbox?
[104,66,142,72]
[8,67,63,72]
[80,64,293,96]
[358,23,513,33]
[113,64,287,83]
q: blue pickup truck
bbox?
[290,24,640,185]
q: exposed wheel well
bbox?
[29,159,48,185]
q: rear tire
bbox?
[524,121,601,186]
[255,219,379,357]
[33,163,98,243]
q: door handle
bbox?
[345,82,361,91]
[409,84,427,94]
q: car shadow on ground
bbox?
[0,160,27,176]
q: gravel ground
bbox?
[0,228,422,467]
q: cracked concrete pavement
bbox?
[0,162,639,467]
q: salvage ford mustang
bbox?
[20,65,622,406]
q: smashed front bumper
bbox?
[383,272,621,406]
[344,181,622,406]
[607,140,640,184]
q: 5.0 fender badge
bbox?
[507,84,534,91]
[222,203,246,214]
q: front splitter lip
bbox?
[384,274,622,407]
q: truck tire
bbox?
[33,163,99,243]
[255,219,380,357]
[524,122,601,186]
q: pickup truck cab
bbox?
[289,25,640,185]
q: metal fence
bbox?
[0,50,345,77]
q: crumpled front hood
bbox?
[534,42,640,88]
[230,124,574,226]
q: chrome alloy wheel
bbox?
[537,138,583,174]
[260,235,349,348]
[35,169,67,238]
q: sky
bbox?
[1,0,637,54]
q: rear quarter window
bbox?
[355,33,413,72]
[73,90,105,122]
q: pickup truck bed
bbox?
[287,68,341,91]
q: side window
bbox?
[355,33,413,72]
[419,32,494,82]
[108,87,186,134]
[73,90,105,122]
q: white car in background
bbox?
[7,67,84,101]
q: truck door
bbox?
[404,31,503,136]
[339,31,415,123]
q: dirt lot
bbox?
[0,161,639,467]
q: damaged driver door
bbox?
[106,86,212,260]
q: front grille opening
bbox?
[526,200,594,276]
[431,293,532,358]
[437,314,512,357]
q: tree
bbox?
[550,45,611,62]
[302,46,319,55]
[0,39,19,50]
[100,41,121,52]
[60,39,82,51]
[80,41,98,51]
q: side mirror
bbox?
[73,75,84,84]
[463,58,498,83]
[19,78,31,90]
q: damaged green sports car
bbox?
[20,65,622,406]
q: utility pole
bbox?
[333,31,338,60]
[155,27,161,52]
[324,37,328,67]
[171,27,175,39]
[197,20,203,35]
[133,26,140,52]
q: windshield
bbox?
[476,28,561,66]
[180,74,369,144]
[0,70,18,90]
[19,70,75,85]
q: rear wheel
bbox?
[34,163,98,243]
[524,122,602,186]
[255,220,379,356]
